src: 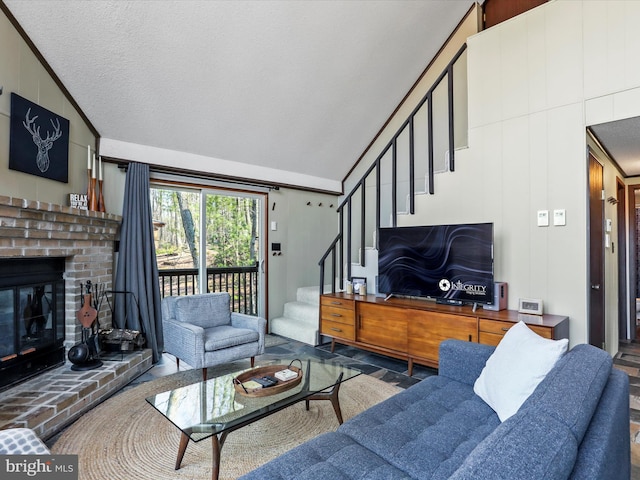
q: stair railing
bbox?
[319,44,467,295]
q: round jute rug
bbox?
[52,367,401,480]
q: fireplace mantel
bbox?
[0,196,121,346]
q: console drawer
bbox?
[479,319,552,344]
[320,296,355,309]
[320,318,355,341]
[321,305,355,326]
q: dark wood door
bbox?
[483,0,547,28]
[588,152,605,348]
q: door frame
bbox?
[588,150,605,349]
[616,177,628,340]
[627,183,640,341]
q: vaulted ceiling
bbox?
[3,0,477,192]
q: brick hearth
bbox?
[0,350,152,440]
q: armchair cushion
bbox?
[174,293,232,328]
[204,325,259,351]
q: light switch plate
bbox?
[553,209,566,226]
[537,210,549,227]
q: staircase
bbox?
[270,286,321,346]
[319,44,467,294]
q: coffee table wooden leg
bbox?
[175,432,189,470]
[327,380,344,424]
[304,373,345,424]
[212,434,221,480]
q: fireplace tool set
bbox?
[68,280,104,371]
[68,282,145,370]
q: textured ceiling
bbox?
[590,117,640,177]
[4,0,476,192]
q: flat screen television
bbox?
[377,223,494,305]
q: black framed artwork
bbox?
[9,93,69,183]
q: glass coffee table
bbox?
[146,356,361,480]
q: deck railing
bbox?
[158,264,259,315]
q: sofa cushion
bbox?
[174,293,232,328]
[473,321,568,421]
[239,432,413,480]
[519,343,613,443]
[338,375,500,479]
[449,409,578,480]
[203,325,259,351]
[569,368,630,480]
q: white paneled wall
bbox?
[336,0,640,354]
[403,0,640,354]
[465,1,594,348]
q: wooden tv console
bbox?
[320,293,569,375]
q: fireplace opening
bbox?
[0,257,66,391]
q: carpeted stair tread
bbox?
[270,286,322,346]
[270,316,318,346]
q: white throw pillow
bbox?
[473,321,569,422]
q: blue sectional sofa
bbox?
[240,339,630,480]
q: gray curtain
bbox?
[114,162,164,362]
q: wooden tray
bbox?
[233,362,303,397]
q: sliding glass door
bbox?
[151,185,265,317]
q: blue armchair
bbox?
[161,293,266,380]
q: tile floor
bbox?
[127,335,437,392]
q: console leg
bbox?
[330,338,335,353]
[408,358,414,377]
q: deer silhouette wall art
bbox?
[9,93,69,182]
[23,108,62,173]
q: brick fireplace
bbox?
[0,196,121,383]
[0,196,154,440]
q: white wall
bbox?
[463,0,640,355]
[267,188,339,320]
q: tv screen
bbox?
[377,223,494,304]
